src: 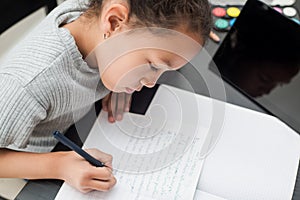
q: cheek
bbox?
[118,66,150,86]
[100,70,117,91]
[101,61,149,91]
[101,63,129,91]
[174,57,189,69]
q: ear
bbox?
[101,4,129,35]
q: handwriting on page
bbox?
[55,85,214,200]
[55,112,207,200]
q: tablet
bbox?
[209,0,296,6]
[210,0,300,133]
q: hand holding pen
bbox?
[53,131,116,193]
[54,131,107,167]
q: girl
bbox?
[0,0,212,193]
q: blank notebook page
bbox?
[197,100,300,200]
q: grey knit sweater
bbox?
[0,0,110,152]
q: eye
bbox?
[149,62,159,72]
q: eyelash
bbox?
[149,62,158,71]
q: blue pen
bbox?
[53,131,106,167]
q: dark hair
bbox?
[85,0,212,42]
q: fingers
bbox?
[81,149,116,191]
[75,167,116,193]
[115,92,125,121]
[108,93,116,123]
[115,93,132,119]
[101,92,111,112]
[62,149,116,193]
[124,93,131,112]
[89,166,113,181]
[104,92,132,123]
[83,177,117,193]
[85,148,113,166]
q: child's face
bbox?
[102,48,187,93]
[90,28,203,93]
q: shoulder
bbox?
[0,0,86,86]
[0,34,68,86]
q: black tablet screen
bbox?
[211,0,300,133]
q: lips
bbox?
[125,87,135,94]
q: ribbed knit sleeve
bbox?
[0,0,109,152]
[0,75,46,148]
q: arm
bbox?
[0,76,116,193]
[0,148,116,193]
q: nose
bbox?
[140,79,156,88]
[140,69,165,88]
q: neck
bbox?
[62,15,104,59]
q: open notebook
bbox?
[55,84,217,200]
[55,85,300,200]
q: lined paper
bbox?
[55,85,213,200]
